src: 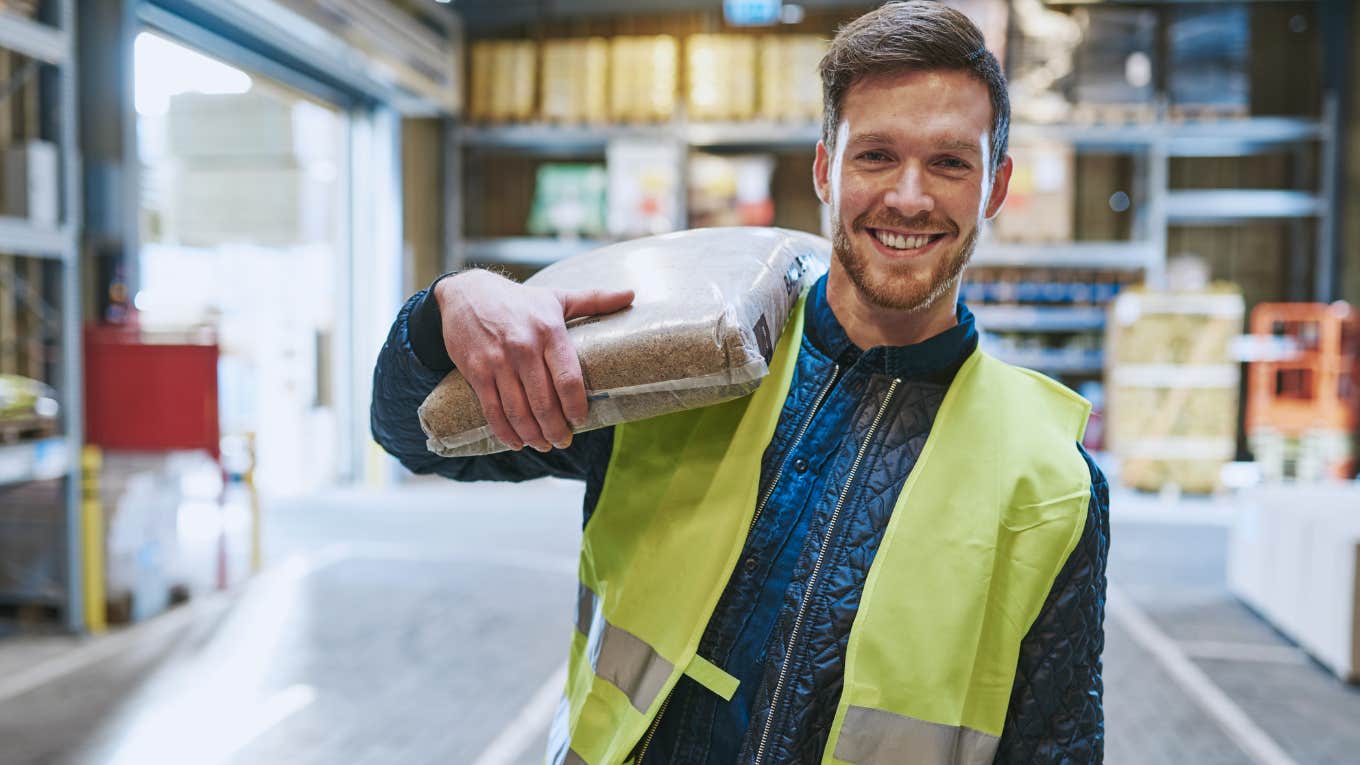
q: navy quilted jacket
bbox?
[371,274,1109,764]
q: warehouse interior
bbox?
[1,0,1359,763]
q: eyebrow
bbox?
[847,133,982,157]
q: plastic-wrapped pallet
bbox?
[420,227,829,457]
[540,38,609,124]
[758,35,827,122]
[609,36,677,122]
[1105,285,1245,493]
[686,34,757,121]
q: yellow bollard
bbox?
[81,446,106,634]
[245,432,261,575]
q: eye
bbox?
[937,157,971,170]
[857,150,891,163]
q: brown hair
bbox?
[819,1,1010,171]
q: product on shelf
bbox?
[526,163,608,239]
[1167,5,1250,120]
[468,40,536,122]
[757,35,826,122]
[989,141,1074,244]
[609,35,678,123]
[0,373,58,437]
[686,34,758,122]
[1072,7,1157,108]
[606,138,683,238]
[1105,285,1245,494]
[1245,302,1358,481]
[419,227,829,456]
[540,38,610,124]
[688,153,775,228]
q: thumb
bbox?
[558,287,635,320]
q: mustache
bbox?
[853,210,958,236]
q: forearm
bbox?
[369,289,606,483]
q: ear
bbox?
[983,154,1013,220]
[813,140,833,206]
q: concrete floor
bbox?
[2,477,1359,764]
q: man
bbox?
[371,2,1108,763]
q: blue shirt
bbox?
[644,274,978,763]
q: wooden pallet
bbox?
[0,416,58,444]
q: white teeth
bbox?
[874,230,934,250]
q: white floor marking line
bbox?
[472,663,570,765]
[1178,640,1310,665]
[1108,583,1299,765]
[209,684,318,765]
[0,595,227,705]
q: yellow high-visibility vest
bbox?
[553,296,1092,765]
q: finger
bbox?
[495,369,550,452]
[557,288,635,321]
[464,369,522,451]
[519,353,574,449]
[543,329,588,428]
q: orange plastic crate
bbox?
[1245,302,1359,436]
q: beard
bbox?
[832,209,979,313]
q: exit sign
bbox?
[724,0,781,26]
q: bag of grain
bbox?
[419,227,829,457]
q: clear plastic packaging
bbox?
[419,227,829,457]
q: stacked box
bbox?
[1105,287,1245,493]
[609,36,678,123]
[757,35,826,122]
[0,478,64,604]
[990,141,1074,244]
[540,38,610,124]
[468,40,537,123]
[685,34,757,122]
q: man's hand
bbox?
[434,269,634,452]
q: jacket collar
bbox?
[804,273,978,384]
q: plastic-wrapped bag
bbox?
[419,227,829,457]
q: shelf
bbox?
[462,236,612,267]
[0,12,67,65]
[987,347,1104,375]
[0,437,69,488]
[459,124,664,154]
[0,218,72,258]
[973,305,1106,333]
[1165,190,1323,224]
[459,117,1326,157]
[683,122,820,150]
[973,241,1154,270]
[1012,117,1324,156]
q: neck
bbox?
[825,269,961,350]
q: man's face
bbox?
[814,69,1012,313]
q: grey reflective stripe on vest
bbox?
[576,581,673,713]
[562,749,588,765]
[833,706,1000,765]
[577,581,596,636]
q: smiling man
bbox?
[370,2,1108,763]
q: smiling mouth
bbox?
[866,228,948,252]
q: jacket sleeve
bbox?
[993,445,1109,765]
[369,288,613,485]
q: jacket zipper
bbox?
[748,364,841,535]
[753,378,901,765]
[636,364,841,765]
[633,691,672,764]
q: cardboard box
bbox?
[2,140,58,226]
[990,141,1073,244]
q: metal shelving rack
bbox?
[446,6,1340,381]
[0,0,83,631]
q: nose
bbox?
[882,162,934,218]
